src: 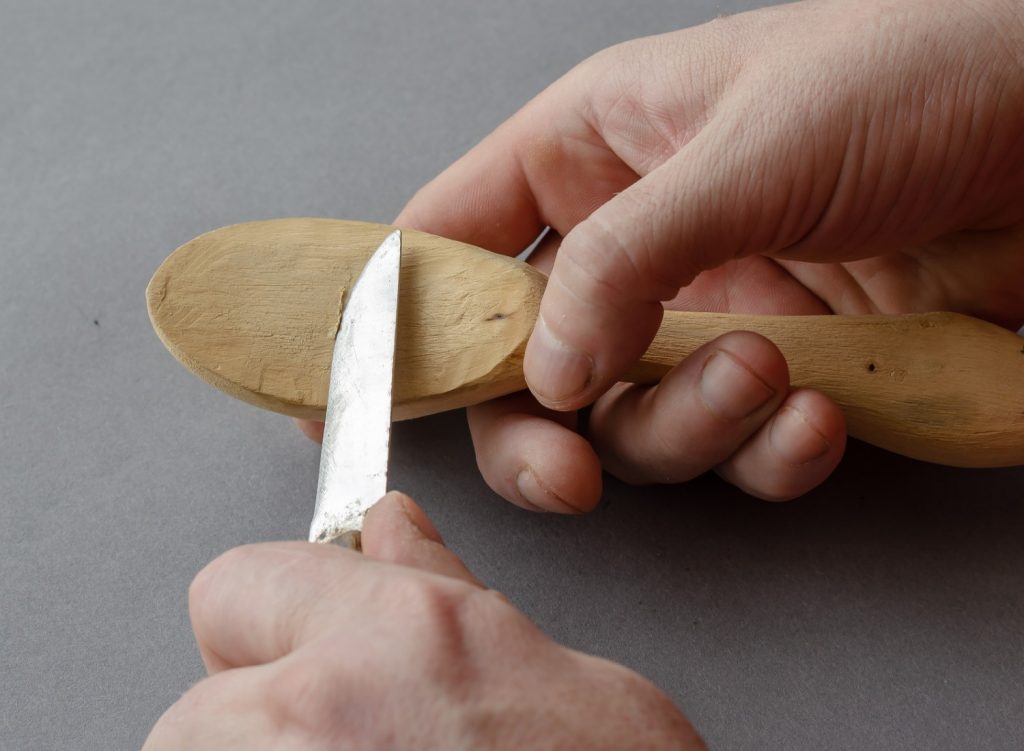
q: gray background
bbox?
[2,1,1022,749]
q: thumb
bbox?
[361,491,483,586]
[523,126,781,410]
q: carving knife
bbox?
[309,230,401,549]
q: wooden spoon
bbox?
[147,218,1024,468]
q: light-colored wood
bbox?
[147,218,543,422]
[148,218,1024,468]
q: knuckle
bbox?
[645,391,740,479]
[589,387,683,485]
[385,578,485,687]
[150,672,235,741]
[258,583,531,738]
[560,211,677,312]
[389,577,474,653]
[146,701,189,746]
[559,216,638,306]
[173,674,219,715]
[150,671,298,748]
[394,576,465,624]
[188,545,252,618]
[395,580,538,675]
[643,422,709,484]
[263,658,348,739]
[456,588,519,633]
[454,588,547,659]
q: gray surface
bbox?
[1,1,1022,749]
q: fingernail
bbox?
[526,317,594,406]
[699,351,776,420]
[769,406,832,465]
[515,468,580,514]
[391,491,443,543]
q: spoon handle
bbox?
[622,311,1024,467]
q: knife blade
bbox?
[309,230,401,549]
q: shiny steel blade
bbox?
[309,230,401,549]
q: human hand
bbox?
[302,0,1024,506]
[426,0,1024,503]
[143,492,703,750]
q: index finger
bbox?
[188,496,479,673]
[188,541,363,673]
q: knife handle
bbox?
[622,310,1024,467]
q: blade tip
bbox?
[383,229,402,255]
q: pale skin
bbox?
[155,0,1024,745]
[143,493,706,750]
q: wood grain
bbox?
[148,218,1024,468]
[147,218,543,421]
